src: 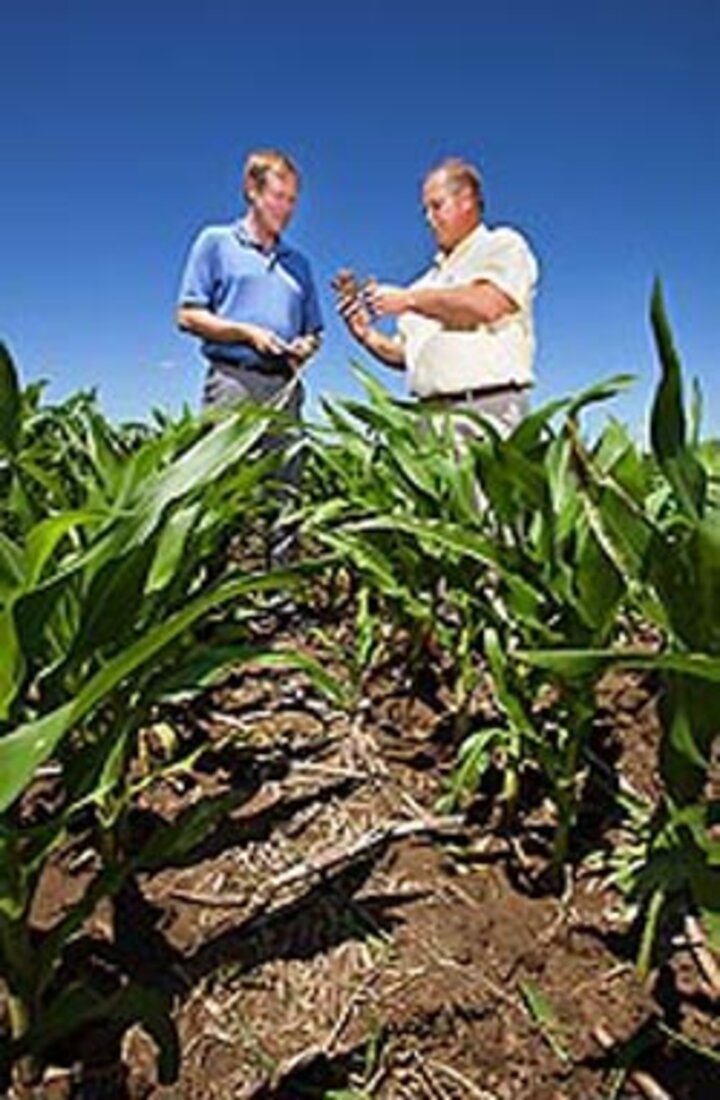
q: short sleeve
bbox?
[177,228,217,308]
[466,228,538,311]
[301,260,324,334]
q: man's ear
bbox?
[459,189,475,216]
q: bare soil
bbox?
[2,608,719,1100]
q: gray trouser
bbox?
[423,387,530,511]
[463,387,529,436]
[202,358,304,418]
[202,359,305,564]
[422,386,530,440]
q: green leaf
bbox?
[649,279,706,518]
[158,643,350,709]
[547,434,580,544]
[565,373,635,420]
[0,566,297,813]
[0,532,25,600]
[68,537,159,663]
[650,279,686,458]
[348,515,501,573]
[656,1021,720,1068]
[0,343,22,454]
[574,521,624,634]
[511,397,568,449]
[137,789,244,871]
[19,980,179,1083]
[318,528,428,620]
[154,644,261,701]
[247,648,351,708]
[694,877,720,952]
[0,607,24,720]
[355,584,378,671]
[144,402,271,517]
[665,689,709,772]
[519,648,720,684]
[24,510,100,587]
[324,1092,373,1100]
[689,514,720,651]
[13,569,77,668]
[442,727,504,809]
[519,979,571,1062]
[649,514,720,653]
[485,628,539,742]
[659,676,720,804]
[146,502,202,593]
[593,417,648,502]
[578,482,652,592]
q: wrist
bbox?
[237,322,260,346]
[404,288,419,312]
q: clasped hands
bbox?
[332,268,413,342]
[246,325,320,369]
[246,268,414,361]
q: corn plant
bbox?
[523,282,720,971]
[302,369,513,714]
[0,345,337,1087]
[304,367,638,866]
[0,346,150,538]
[431,384,642,861]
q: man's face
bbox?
[422,172,478,253]
[249,169,298,236]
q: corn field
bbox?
[0,283,718,1098]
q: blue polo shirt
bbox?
[178,219,323,366]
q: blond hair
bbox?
[426,157,484,215]
[243,149,300,200]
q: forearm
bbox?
[406,283,517,328]
[361,329,406,369]
[176,306,259,346]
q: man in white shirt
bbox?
[335,157,539,433]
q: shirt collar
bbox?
[234,216,291,257]
[434,222,487,268]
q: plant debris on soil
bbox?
[3,604,719,1100]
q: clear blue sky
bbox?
[2,1,718,437]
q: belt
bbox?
[208,355,292,377]
[419,381,531,404]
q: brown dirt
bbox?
[2,612,719,1100]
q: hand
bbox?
[363,280,413,318]
[332,269,372,343]
[287,333,321,369]
[245,324,289,358]
[336,292,373,343]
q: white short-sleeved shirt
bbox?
[397,223,539,397]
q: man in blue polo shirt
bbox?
[176,149,323,566]
[176,148,323,415]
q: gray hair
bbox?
[425,157,484,215]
